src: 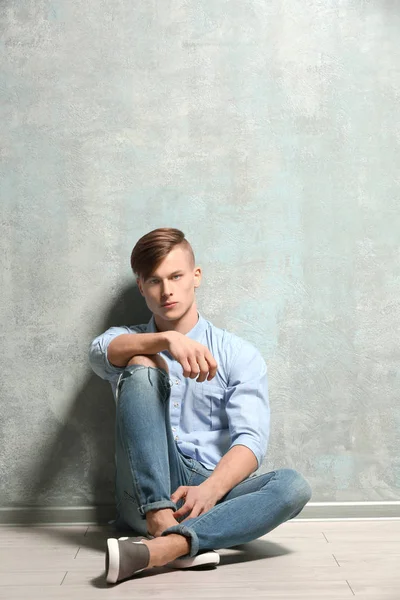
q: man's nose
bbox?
[162,281,172,296]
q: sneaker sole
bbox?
[106,538,120,584]
[168,551,220,569]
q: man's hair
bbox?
[130,228,195,281]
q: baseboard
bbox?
[1,502,400,525]
[298,502,400,519]
[0,506,116,526]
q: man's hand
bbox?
[165,331,218,382]
[171,481,221,522]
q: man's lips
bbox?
[161,302,177,307]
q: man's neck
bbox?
[153,303,199,335]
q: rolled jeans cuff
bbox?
[139,500,177,517]
[161,524,199,557]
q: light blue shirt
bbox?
[88,312,269,470]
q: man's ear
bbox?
[194,266,202,288]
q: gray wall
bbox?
[1,0,400,517]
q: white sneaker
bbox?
[118,537,220,569]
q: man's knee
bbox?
[126,354,169,373]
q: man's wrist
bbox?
[157,330,168,352]
[162,329,176,351]
[200,476,225,501]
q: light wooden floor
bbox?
[0,519,399,599]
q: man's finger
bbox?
[181,504,202,523]
[195,356,210,383]
[181,359,192,378]
[173,501,192,520]
[188,356,200,379]
[170,486,188,502]
[205,351,218,380]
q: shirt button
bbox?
[175,380,179,385]
[174,403,179,408]
[174,435,179,441]
[172,427,176,431]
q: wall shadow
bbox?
[16,282,151,549]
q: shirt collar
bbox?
[146,311,208,340]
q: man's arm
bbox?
[88,326,168,381]
[201,338,268,500]
[200,444,258,500]
[107,332,169,366]
[171,445,258,521]
[89,327,218,381]
[223,339,269,471]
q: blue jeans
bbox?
[113,364,312,558]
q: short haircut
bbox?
[130,228,195,281]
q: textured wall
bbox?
[1,0,400,513]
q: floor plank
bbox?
[0,526,87,548]
[0,571,66,586]
[1,520,399,599]
[66,579,354,597]
[0,589,355,600]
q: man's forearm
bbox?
[201,445,258,501]
[107,332,170,367]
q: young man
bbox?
[88,227,312,584]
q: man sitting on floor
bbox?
[88,227,312,584]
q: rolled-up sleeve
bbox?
[88,326,134,382]
[225,341,270,469]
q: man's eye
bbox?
[173,275,181,280]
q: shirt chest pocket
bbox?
[191,384,228,431]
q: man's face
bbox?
[137,245,201,321]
